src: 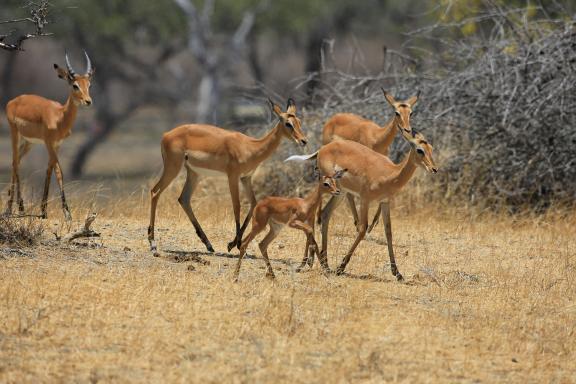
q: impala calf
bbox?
[148,99,306,257]
[4,51,94,220]
[234,169,347,280]
[320,89,420,233]
[287,130,437,280]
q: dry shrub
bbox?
[0,216,44,247]
[290,2,576,211]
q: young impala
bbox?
[148,99,307,257]
[234,169,347,280]
[320,89,420,233]
[4,51,94,220]
[287,130,437,281]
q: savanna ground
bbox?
[1,128,575,383]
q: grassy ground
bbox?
[0,181,575,383]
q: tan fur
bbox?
[318,91,420,239]
[234,171,345,280]
[148,99,307,256]
[316,132,437,280]
[4,57,94,220]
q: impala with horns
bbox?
[319,89,420,234]
[4,51,95,220]
[286,130,437,281]
[234,168,346,281]
[148,98,307,257]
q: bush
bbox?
[0,216,44,247]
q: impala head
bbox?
[404,130,438,173]
[269,98,307,146]
[54,50,95,107]
[318,168,347,195]
[382,88,419,135]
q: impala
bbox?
[4,51,94,220]
[234,169,346,280]
[148,99,306,257]
[287,130,437,281]
[320,89,419,233]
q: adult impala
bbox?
[234,168,346,280]
[287,130,437,281]
[148,99,306,257]
[4,51,94,220]
[320,89,419,233]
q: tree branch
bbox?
[0,1,53,51]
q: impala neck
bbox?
[249,121,285,163]
[60,92,79,133]
[374,117,399,154]
[303,183,324,210]
[379,148,418,194]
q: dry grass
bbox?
[1,182,575,383]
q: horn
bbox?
[84,50,93,76]
[286,98,295,109]
[65,50,76,77]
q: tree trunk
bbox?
[1,52,18,106]
[70,107,131,178]
[196,69,220,124]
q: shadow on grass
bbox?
[163,249,296,267]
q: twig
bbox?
[62,213,101,242]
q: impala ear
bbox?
[334,168,348,179]
[286,98,296,114]
[313,167,321,180]
[268,98,283,118]
[54,64,71,81]
[406,90,421,107]
[382,88,396,106]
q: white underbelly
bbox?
[269,220,285,232]
[22,136,45,144]
[187,164,225,177]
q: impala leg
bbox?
[367,202,383,234]
[292,218,319,272]
[148,152,183,257]
[15,140,32,213]
[227,175,242,252]
[40,163,54,219]
[235,220,266,281]
[178,165,214,252]
[296,236,311,272]
[382,202,403,281]
[307,219,316,268]
[345,193,360,231]
[4,126,19,216]
[233,176,257,251]
[258,224,281,279]
[336,199,369,275]
[319,194,344,272]
[45,144,71,221]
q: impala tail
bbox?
[284,151,318,162]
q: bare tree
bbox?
[173,0,266,123]
[0,0,53,51]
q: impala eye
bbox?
[323,182,330,187]
[285,122,294,129]
[395,111,400,116]
[416,148,425,156]
[72,84,80,91]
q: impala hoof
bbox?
[227,240,237,252]
[206,243,215,253]
[395,273,404,282]
[335,267,345,276]
[265,272,275,280]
